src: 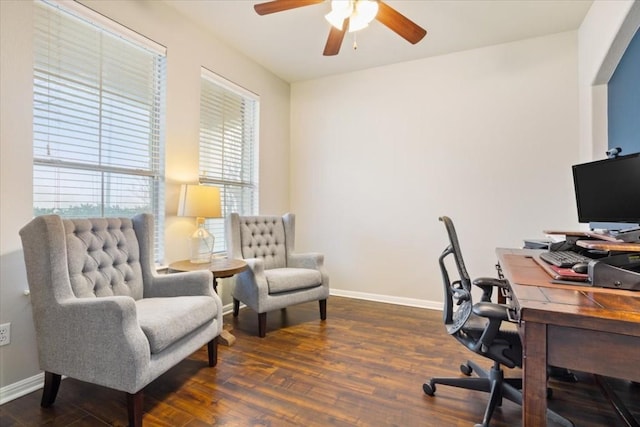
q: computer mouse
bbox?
[571,262,589,274]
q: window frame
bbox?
[198,67,260,253]
[32,0,167,261]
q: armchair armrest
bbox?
[288,252,324,269]
[243,257,268,290]
[244,257,265,277]
[235,257,270,302]
[288,253,329,289]
[41,296,150,391]
[145,270,215,298]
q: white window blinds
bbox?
[33,0,166,261]
[199,68,259,252]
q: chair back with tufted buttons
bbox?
[63,217,144,299]
[237,216,288,270]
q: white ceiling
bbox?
[163,0,593,83]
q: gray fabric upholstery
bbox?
[265,268,322,294]
[19,214,223,394]
[239,216,287,269]
[226,212,329,315]
[64,217,144,299]
[136,296,217,354]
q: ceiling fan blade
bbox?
[254,0,324,16]
[323,19,348,56]
[375,1,427,44]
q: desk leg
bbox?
[523,321,548,427]
[213,277,236,347]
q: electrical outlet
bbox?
[0,323,10,346]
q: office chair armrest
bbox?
[473,277,510,302]
[472,302,518,355]
[473,277,509,289]
[472,302,510,322]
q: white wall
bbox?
[0,0,290,394]
[290,32,581,305]
[578,0,639,162]
[0,0,39,401]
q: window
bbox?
[199,68,259,252]
[33,0,166,260]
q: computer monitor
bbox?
[572,152,640,230]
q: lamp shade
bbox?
[177,184,221,218]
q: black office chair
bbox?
[423,216,573,427]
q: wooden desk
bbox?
[168,258,247,346]
[497,248,640,427]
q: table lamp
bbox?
[178,184,222,263]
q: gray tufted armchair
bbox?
[226,213,329,337]
[19,214,223,427]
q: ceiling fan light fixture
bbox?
[253,0,426,56]
[325,0,352,30]
[348,0,378,32]
[326,0,378,32]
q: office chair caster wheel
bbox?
[460,363,473,376]
[423,382,435,396]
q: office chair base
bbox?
[423,359,574,427]
[424,360,522,427]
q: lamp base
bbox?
[189,220,214,264]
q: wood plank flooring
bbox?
[1,297,638,426]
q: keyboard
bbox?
[539,251,592,268]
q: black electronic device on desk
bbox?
[538,234,606,269]
[539,250,593,268]
[572,152,640,243]
[537,152,640,289]
[532,253,590,283]
[576,240,640,291]
[535,238,640,289]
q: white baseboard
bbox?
[222,302,236,315]
[0,292,441,406]
[330,288,443,311]
[0,371,44,406]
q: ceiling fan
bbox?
[253,0,427,56]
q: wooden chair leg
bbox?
[41,371,61,407]
[258,312,267,338]
[319,299,327,320]
[233,298,240,316]
[208,336,218,367]
[127,390,143,427]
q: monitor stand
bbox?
[604,228,640,243]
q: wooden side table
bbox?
[168,257,247,346]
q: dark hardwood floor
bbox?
[1,297,638,426]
